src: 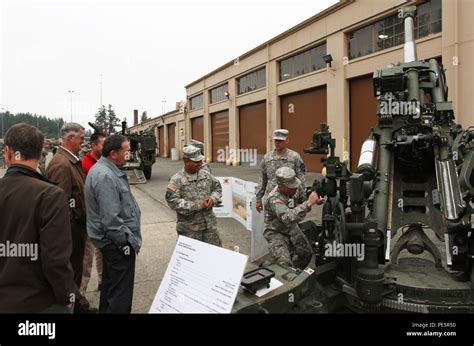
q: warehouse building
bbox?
[184,0,472,172]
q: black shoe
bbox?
[74,294,97,314]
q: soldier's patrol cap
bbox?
[183,145,204,162]
[185,139,205,154]
[273,129,289,140]
[276,167,300,189]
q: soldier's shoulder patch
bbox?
[167,183,177,192]
[274,198,285,204]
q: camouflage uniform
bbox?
[165,147,222,246]
[256,141,306,204]
[263,167,313,269]
[185,139,211,174]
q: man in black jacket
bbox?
[0,123,77,313]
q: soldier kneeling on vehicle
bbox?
[263,167,324,269]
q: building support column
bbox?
[267,58,279,152]
[228,78,239,166]
[327,32,350,162]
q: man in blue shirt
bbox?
[85,134,141,313]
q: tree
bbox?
[0,111,65,139]
[141,111,148,123]
[93,105,108,133]
[93,104,119,135]
[107,104,120,135]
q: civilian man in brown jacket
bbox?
[46,122,94,313]
[0,123,76,313]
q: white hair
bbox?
[60,123,84,141]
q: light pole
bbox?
[1,107,4,139]
[162,100,166,114]
[100,74,103,107]
[68,90,74,122]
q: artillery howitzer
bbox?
[88,120,156,183]
[233,6,474,313]
[120,119,156,183]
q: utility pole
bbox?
[100,74,103,107]
[68,90,74,122]
[1,107,4,139]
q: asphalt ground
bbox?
[0,158,323,313]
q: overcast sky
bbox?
[1,0,338,127]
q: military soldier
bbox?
[184,139,211,173]
[255,129,306,213]
[165,145,222,246]
[264,167,323,269]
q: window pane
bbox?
[279,44,325,81]
[238,76,245,94]
[249,72,257,91]
[394,22,403,36]
[349,25,373,59]
[190,94,203,110]
[257,69,266,88]
[294,53,304,76]
[418,24,430,38]
[210,84,228,103]
[431,21,441,34]
[280,58,292,81]
[311,44,326,70]
[393,34,404,46]
[349,0,442,58]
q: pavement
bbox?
[0,157,324,313]
[85,158,324,312]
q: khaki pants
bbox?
[80,236,103,295]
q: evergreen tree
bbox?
[0,111,65,139]
[94,105,108,133]
[141,111,148,123]
[107,104,120,135]
[93,104,120,135]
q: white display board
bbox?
[149,236,248,314]
[213,177,267,261]
[213,177,261,231]
[213,177,233,218]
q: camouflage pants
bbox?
[177,228,222,247]
[263,226,313,269]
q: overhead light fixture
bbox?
[378,34,389,39]
[322,54,333,68]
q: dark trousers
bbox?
[40,304,73,314]
[71,220,87,287]
[99,244,136,313]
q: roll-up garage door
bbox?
[191,116,204,143]
[158,126,164,157]
[211,110,229,162]
[239,101,266,155]
[281,86,327,172]
[167,123,176,157]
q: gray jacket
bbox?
[85,157,142,253]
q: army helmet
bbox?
[275,166,300,188]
